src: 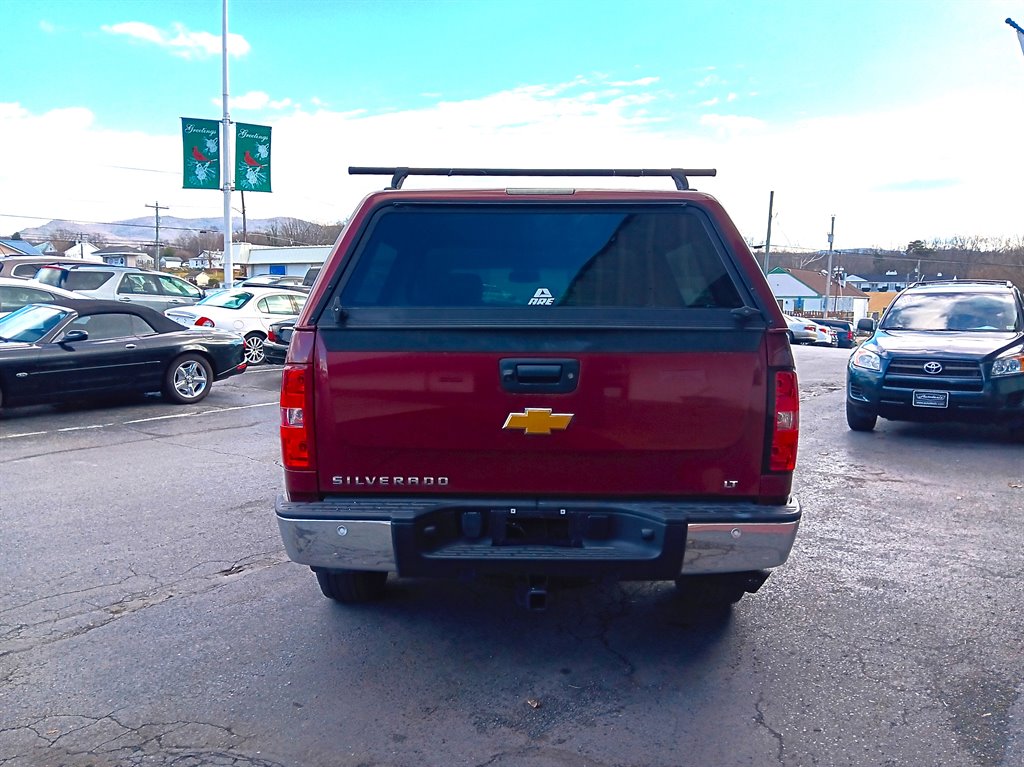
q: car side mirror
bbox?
[857,318,876,334]
[60,329,89,344]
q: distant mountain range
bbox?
[17,216,301,245]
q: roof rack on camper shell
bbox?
[348,166,717,191]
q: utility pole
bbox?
[823,215,835,319]
[763,190,774,273]
[146,201,169,270]
[240,190,247,243]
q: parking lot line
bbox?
[125,402,276,424]
[0,431,48,440]
[1,402,278,439]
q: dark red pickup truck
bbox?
[274,167,801,609]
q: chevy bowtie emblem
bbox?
[503,408,573,435]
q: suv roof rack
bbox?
[349,166,717,191]
[909,279,1013,289]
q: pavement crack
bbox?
[755,693,786,764]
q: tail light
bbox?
[280,365,312,469]
[267,329,278,343]
[770,370,800,472]
[195,317,215,327]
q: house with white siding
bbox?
[767,267,870,321]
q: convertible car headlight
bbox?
[851,347,882,372]
[991,354,1024,377]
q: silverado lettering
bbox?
[332,476,450,486]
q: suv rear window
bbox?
[37,268,113,291]
[339,206,743,310]
[12,264,45,278]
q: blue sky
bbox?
[3,0,1024,251]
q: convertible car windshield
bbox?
[0,305,70,343]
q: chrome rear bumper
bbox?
[276,496,800,577]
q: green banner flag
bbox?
[235,123,272,193]
[181,117,221,190]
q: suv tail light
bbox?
[267,329,278,343]
[770,370,800,471]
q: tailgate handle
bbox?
[500,358,580,393]
[516,364,562,382]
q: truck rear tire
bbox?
[315,569,388,603]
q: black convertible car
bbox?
[0,299,247,411]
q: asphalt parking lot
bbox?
[1,348,1022,767]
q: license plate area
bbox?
[913,390,949,408]
[491,508,583,548]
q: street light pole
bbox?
[220,0,233,288]
[823,215,835,319]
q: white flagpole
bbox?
[221,0,233,288]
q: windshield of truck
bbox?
[340,206,744,310]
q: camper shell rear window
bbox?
[337,205,744,311]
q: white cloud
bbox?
[39,20,56,33]
[223,91,270,110]
[102,21,250,59]
[2,80,1023,251]
[608,77,660,87]
[215,93,296,111]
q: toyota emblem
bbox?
[923,361,943,374]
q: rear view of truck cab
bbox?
[275,167,801,609]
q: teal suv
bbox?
[847,280,1024,439]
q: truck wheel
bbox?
[315,569,388,603]
[846,401,877,432]
[674,574,747,606]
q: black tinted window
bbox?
[64,312,136,340]
[131,315,158,336]
[65,271,115,291]
[12,264,44,278]
[0,285,57,313]
[340,206,743,309]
